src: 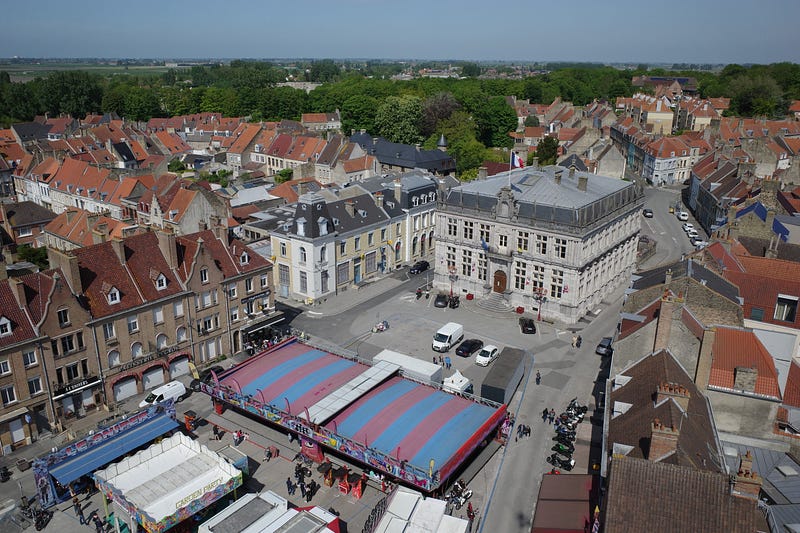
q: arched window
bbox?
[156,334,168,350]
[176,326,187,343]
[412,236,418,255]
[300,247,307,263]
[131,342,143,359]
[108,350,120,368]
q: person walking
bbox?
[548,409,556,424]
[445,356,451,370]
[212,424,220,441]
[571,334,577,348]
[299,480,307,499]
[91,512,104,533]
[535,371,541,385]
[264,447,273,462]
[286,477,295,495]
[73,496,85,525]
[542,408,549,422]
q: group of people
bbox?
[515,422,531,441]
[571,334,583,348]
[232,429,248,447]
[542,408,557,424]
[432,355,452,369]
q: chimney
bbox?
[157,228,178,270]
[578,174,588,192]
[110,237,125,265]
[694,327,715,389]
[731,451,763,500]
[393,178,402,202]
[649,419,679,461]
[569,165,576,179]
[733,367,758,393]
[478,167,488,180]
[92,223,109,244]
[656,382,691,411]
[0,254,6,282]
[766,235,779,259]
[415,143,421,152]
[728,221,739,242]
[554,169,563,185]
[47,248,81,293]
[664,268,673,285]
[65,209,76,223]
[344,200,355,218]
[653,298,675,352]
[529,157,539,170]
[297,181,307,196]
[375,191,383,208]
[8,277,26,306]
[766,208,775,229]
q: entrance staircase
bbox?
[475,292,514,314]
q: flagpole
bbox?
[509,151,512,187]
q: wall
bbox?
[706,389,779,439]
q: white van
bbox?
[139,381,187,408]
[432,322,464,352]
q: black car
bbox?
[190,365,225,391]
[642,208,654,218]
[434,293,449,308]
[456,338,484,357]
[595,337,613,356]
[409,260,430,274]
[519,317,537,334]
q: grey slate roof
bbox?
[113,142,136,163]
[442,165,641,235]
[12,122,51,142]
[632,258,741,304]
[3,201,56,227]
[350,133,455,174]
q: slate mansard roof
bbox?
[441,166,643,235]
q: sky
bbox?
[2,0,798,64]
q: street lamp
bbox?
[532,286,547,321]
[448,266,458,298]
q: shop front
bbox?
[107,350,193,404]
[52,375,103,423]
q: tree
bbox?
[523,115,540,127]
[474,96,516,148]
[168,158,186,173]
[374,95,423,144]
[341,94,378,134]
[276,168,294,183]
[461,63,481,78]
[535,135,559,166]
[421,92,460,137]
[729,75,782,117]
[17,244,48,271]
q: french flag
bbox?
[511,151,524,169]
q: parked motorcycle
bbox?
[372,320,389,333]
[416,288,423,299]
[34,508,52,531]
[553,434,576,446]
[546,453,575,471]
[552,442,575,455]
[0,465,10,482]
[450,488,473,510]
[568,398,589,414]
[448,295,460,309]
[555,427,577,440]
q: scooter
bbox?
[452,488,473,510]
[34,508,52,531]
[448,295,460,309]
[546,453,575,471]
[0,465,10,482]
[552,442,575,455]
[372,320,389,333]
[553,434,576,446]
[568,398,589,414]
[555,427,576,439]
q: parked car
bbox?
[139,381,187,408]
[687,230,699,240]
[642,208,654,218]
[677,211,689,221]
[682,223,695,232]
[434,293,449,308]
[475,345,500,366]
[519,317,537,334]
[456,338,484,357]
[595,337,614,356]
[190,365,225,391]
[694,240,709,250]
[409,260,430,274]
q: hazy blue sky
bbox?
[2,0,798,64]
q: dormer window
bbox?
[240,251,250,265]
[155,273,167,290]
[107,287,120,305]
[318,217,328,236]
[0,316,11,337]
[200,267,209,284]
[297,217,306,237]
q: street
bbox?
[638,186,701,269]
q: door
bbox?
[353,263,362,284]
[169,356,190,379]
[142,367,165,390]
[9,418,25,443]
[113,377,138,402]
[493,270,507,293]
[205,339,218,361]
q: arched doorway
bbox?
[493,270,507,293]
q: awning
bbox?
[0,406,28,424]
[49,413,179,485]
[242,315,284,335]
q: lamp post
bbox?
[532,286,547,321]
[448,266,458,298]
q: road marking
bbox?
[307,311,322,316]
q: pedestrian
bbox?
[433,356,437,364]
[445,356,451,370]
[264,447,273,462]
[549,409,556,424]
[286,477,295,495]
[73,496,85,525]
[571,334,577,348]
[542,408,549,422]
[288,432,294,444]
[525,425,531,438]
[515,423,522,442]
[535,371,541,385]
[212,424,220,441]
[299,481,307,498]
[576,335,582,348]
[91,513,104,533]
[439,355,444,366]
[306,481,314,502]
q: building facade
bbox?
[435,166,644,323]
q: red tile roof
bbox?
[784,362,800,408]
[709,327,781,399]
[229,124,261,154]
[0,280,38,348]
[736,255,799,282]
